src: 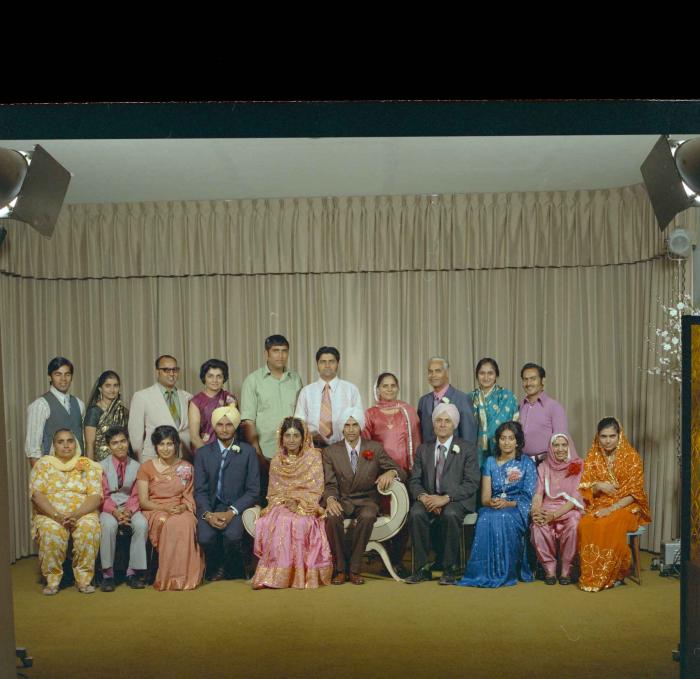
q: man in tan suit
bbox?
[323,407,406,584]
[128,355,192,462]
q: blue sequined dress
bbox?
[457,454,536,588]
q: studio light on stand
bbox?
[0,144,71,246]
[641,135,700,231]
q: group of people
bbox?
[25,338,651,595]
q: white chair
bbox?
[627,525,647,585]
[242,479,410,582]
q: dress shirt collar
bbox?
[111,456,128,472]
[217,438,234,454]
[317,376,339,392]
[434,435,454,456]
[157,382,178,396]
[521,390,548,407]
[49,385,71,407]
[263,365,290,380]
[432,384,450,401]
[344,438,361,457]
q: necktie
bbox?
[165,390,180,426]
[117,461,124,488]
[216,448,229,502]
[436,444,447,493]
[319,384,333,439]
[350,448,358,474]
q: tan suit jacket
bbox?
[322,438,406,512]
[128,383,192,462]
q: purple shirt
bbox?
[519,391,568,457]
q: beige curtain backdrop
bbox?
[0,184,686,559]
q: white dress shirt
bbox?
[433,435,454,466]
[294,377,363,444]
[25,386,85,458]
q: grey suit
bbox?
[408,437,480,571]
[417,385,478,444]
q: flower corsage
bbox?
[362,450,374,461]
[506,467,523,483]
[566,460,582,477]
[175,463,192,486]
[452,444,461,454]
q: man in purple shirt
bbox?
[518,363,568,463]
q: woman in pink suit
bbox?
[530,433,583,585]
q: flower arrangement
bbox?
[506,467,522,483]
[176,464,192,486]
[566,460,582,477]
[647,294,700,384]
[362,450,374,461]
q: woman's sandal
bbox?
[77,584,96,594]
[559,576,572,585]
[42,585,59,596]
[544,575,557,585]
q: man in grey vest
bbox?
[98,426,147,591]
[25,356,85,467]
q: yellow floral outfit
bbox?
[30,454,103,589]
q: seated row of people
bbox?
[29,405,650,595]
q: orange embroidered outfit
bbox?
[577,426,651,591]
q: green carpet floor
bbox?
[11,553,679,679]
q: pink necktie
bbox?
[319,384,332,439]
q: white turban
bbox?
[432,403,460,428]
[211,404,241,429]
[339,406,365,431]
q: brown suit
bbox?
[323,438,406,574]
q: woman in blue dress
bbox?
[457,420,536,588]
[469,358,520,471]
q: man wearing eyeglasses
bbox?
[128,355,193,462]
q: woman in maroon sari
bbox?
[362,372,421,575]
[188,359,238,453]
[136,425,204,590]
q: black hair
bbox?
[104,425,138,461]
[494,421,525,460]
[199,358,229,383]
[151,425,181,449]
[315,346,340,363]
[155,355,177,370]
[596,417,621,434]
[520,362,545,380]
[265,335,290,351]
[375,372,399,390]
[52,428,75,443]
[47,356,73,376]
[475,357,500,379]
[87,370,122,408]
[279,417,306,448]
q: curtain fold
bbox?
[0,185,685,559]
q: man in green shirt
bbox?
[240,335,303,500]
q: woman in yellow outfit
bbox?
[30,428,103,595]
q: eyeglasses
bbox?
[158,367,180,374]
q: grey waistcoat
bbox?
[100,457,140,508]
[41,391,84,454]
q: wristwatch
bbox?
[228,505,238,516]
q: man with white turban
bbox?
[405,402,480,585]
[322,407,406,584]
[194,405,260,580]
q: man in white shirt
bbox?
[25,356,85,467]
[294,346,363,448]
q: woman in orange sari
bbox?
[578,417,651,592]
[136,425,204,590]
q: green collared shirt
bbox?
[240,366,303,459]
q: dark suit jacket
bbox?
[322,438,406,513]
[417,385,478,444]
[194,438,260,517]
[409,437,480,513]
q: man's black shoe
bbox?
[404,568,432,584]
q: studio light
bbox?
[640,135,700,231]
[0,144,71,239]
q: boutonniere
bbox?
[441,397,451,404]
[75,458,91,473]
[566,460,582,477]
[506,467,523,483]
[362,450,374,461]
[452,444,461,454]
[175,464,192,486]
[231,444,241,454]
